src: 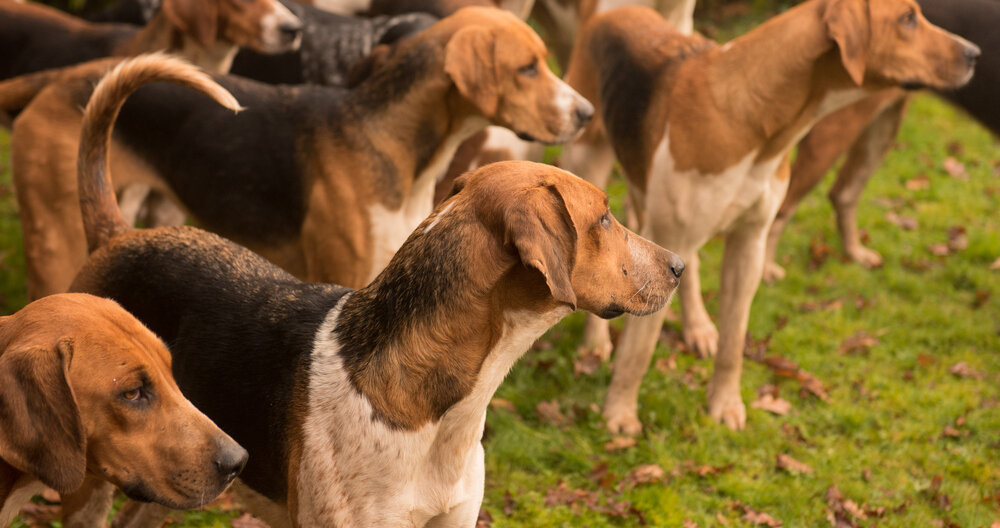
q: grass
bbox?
[4,12,1000,528]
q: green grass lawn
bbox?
[4,19,1000,528]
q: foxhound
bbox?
[67,55,682,527]
[0,293,246,528]
[561,0,978,432]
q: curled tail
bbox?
[78,53,242,253]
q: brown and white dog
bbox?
[3,6,593,300]
[66,55,681,527]
[0,0,302,80]
[0,293,247,527]
[561,0,978,432]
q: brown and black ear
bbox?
[824,0,870,86]
[0,339,86,494]
[444,25,499,118]
[162,0,219,49]
[505,185,578,309]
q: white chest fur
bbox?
[296,300,569,527]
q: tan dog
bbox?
[562,0,978,432]
[0,293,247,527]
[3,7,593,300]
[63,54,680,527]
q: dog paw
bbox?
[847,245,883,269]
[603,404,642,435]
[707,383,746,431]
[576,339,613,363]
[683,320,718,358]
[762,260,786,284]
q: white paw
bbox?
[847,245,883,269]
[762,260,787,284]
[683,320,719,358]
[707,382,746,431]
[603,404,642,436]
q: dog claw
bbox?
[707,383,746,431]
[683,320,718,358]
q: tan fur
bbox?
[0,294,245,526]
[563,0,978,432]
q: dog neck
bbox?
[705,0,867,162]
[124,13,239,73]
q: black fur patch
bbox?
[75,227,351,501]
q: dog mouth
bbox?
[901,81,926,91]
[597,303,626,320]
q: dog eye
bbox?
[121,388,143,402]
[600,211,611,229]
[899,9,916,27]
[517,60,539,78]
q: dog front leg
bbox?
[60,478,114,528]
[679,252,717,357]
[423,444,484,528]
[110,501,171,528]
[707,223,770,431]
[603,304,672,435]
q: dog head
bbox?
[439,7,594,144]
[824,0,979,89]
[447,161,682,317]
[0,294,246,508]
[162,0,303,54]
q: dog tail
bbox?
[0,68,63,116]
[78,53,241,253]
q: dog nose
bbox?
[575,100,594,126]
[280,22,303,44]
[965,44,981,66]
[669,255,685,279]
[214,438,248,483]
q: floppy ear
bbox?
[824,0,870,85]
[0,339,86,494]
[444,25,499,118]
[505,185,577,309]
[162,0,219,49]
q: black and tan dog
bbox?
[3,6,593,300]
[67,54,679,527]
[0,293,247,527]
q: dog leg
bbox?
[678,252,717,358]
[829,96,907,269]
[110,501,171,528]
[61,478,114,528]
[424,445,485,528]
[603,304,671,435]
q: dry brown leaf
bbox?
[536,400,572,427]
[231,513,270,528]
[683,520,699,528]
[716,512,731,526]
[574,350,603,377]
[925,475,952,510]
[917,353,936,366]
[490,398,518,414]
[885,211,919,230]
[949,361,983,379]
[741,507,782,527]
[476,508,493,528]
[929,243,950,257]
[755,354,830,401]
[655,353,678,373]
[503,490,516,516]
[947,226,968,252]
[751,394,792,415]
[623,464,665,487]
[943,157,968,180]
[604,436,637,452]
[905,174,931,190]
[775,453,813,475]
[826,486,861,528]
[839,331,879,355]
[809,238,835,269]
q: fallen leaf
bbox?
[943,157,968,180]
[604,436,637,452]
[477,508,493,528]
[810,237,835,269]
[929,243,950,257]
[799,298,844,313]
[949,362,983,379]
[536,400,572,427]
[781,423,811,446]
[588,461,616,490]
[231,513,270,528]
[754,354,830,401]
[683,520,699,528]
[917,353,936,366]
[716,512,731,526]
[655,353,678,373]
[574,350,603,377]
[905,174,931,190]
[775,453,813,475]
[942,425,968,438]
[839,331,879,355]
[622,464,665,487]
[946,141,964,156]
[973,290,991,309]
[503,490,516,516]
[885,211,919,230]
[931,519,961,528]
[924,475,952,511]
[490,398,517,414]
[947,226,968,252]
[751,394,791,415]
[675,460,734,478]
[826,486,862,528]
[741,507,782,527]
